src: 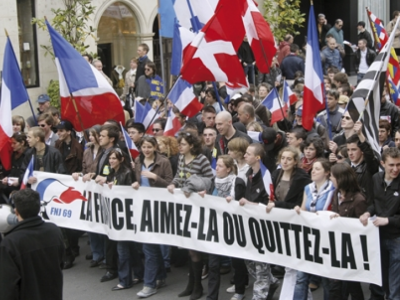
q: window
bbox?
[17,0,39,87]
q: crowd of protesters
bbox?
[1,10,400,300]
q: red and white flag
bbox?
[180,0,247,86]
[241,0,277,73]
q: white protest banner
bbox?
[32,171,381,285]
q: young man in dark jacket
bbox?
[360,147,400,300]
[345,121,380,205]
[55,120,84,267]
[0,189,64,300]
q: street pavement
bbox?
[63,235,370,300]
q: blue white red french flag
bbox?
[260,161,274,201]
[0,36,27,170]
[168,77,203,118]
[283,80,298,106]
[120,124,139,159]
[261,88,286,125]
[164,108,182,137]
[302,4,325,131]
[21,156,35,189]
[45,20,125,131]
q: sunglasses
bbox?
[152,128,161,133]
[341,116,351,120]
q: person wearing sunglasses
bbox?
[136,61,157,99]
[151,119,165,137]
[37,113,59,147]
[328,110,356,156]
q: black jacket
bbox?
[272,168,311,209]
[214,130,253,157]
[354,48,376,72]
[368,171,400,239]
[380,100,400,138]
[0,216,65,300]
[19,145,66,184]
[346,141,380,205]
[357,30,374,50]
[107,165,134,186]
[244,167,269,204]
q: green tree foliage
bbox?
[32,0,96,108]
[32,0,96,58]
[263,0,306,42]
[47,80,60,109]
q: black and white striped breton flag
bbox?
[347,19,399,158]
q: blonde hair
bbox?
[218,155,238,175]
[277,146,301,167]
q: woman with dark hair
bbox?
[1,132,28,197]
[266,147,311,300]
[293,158,335,300]
[105,148,143,292]
[205,87,222,113]
[167,131,213,300]
[300,136,325,174]
[132,136,173,298]
[329,163,367,300]
[136,61,157,99]
[156,136,179,177]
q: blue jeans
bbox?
[292,271,330,300]
[243,64,255,84]
[357,73,365,84]
[159,245,170,269]
[381,236,400,300]
[88,232,105,261]
[117,241,144,287]
[143,243,166,288]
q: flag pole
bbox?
[256,34,288,130]
[366,7,379,50]
[4,29,38,125]
[70,94,89,141]
[157,0,167,117]
[119,122,133,164]
[145,103,162,132]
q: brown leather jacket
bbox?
[134,152,173,187]
[55,138,83,175]
[331,191,367,218]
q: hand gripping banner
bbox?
[32,171,381,285]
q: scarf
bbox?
[309,180,334,212]
[214,174,236,198]
[301,157,317,173]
